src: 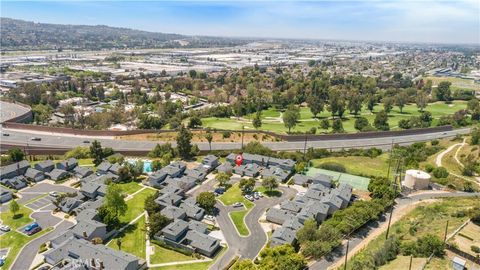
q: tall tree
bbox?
[436,81,452,101]
[204,130,213,151]
[382,97,394,113]
[307,95,324,118]
[239,178,256,194]
[374,110,390,131]
[103,184,127,220]
[416,91,428,112]
[395,92,409,113]
[10,200,19,217]
[348,91,363,116]
[252,111,262,129]
[7,148,24,162]
[215,172,230,187]
[90,140,104,166]
[262,177,278,192]
[332,119,344,133]
[283,105,300,133]
[196,192,216,213]
[176,125,193,159]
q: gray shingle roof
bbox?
[162,219,189,237]
[44,238,139,269]
[161,205,186,220]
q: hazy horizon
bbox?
[2,1,479,45]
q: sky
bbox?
[2,0,479,44]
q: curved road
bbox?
[0,127,471,153]
[210,186,297,270]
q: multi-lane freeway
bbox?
[0,127,471,153]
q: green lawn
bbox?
[218,183,255,236]
[78,158,94,166]
[218,183,254,209]
[149,246,226,270]
[306,168,371,191]
[150,262,211,270]
[201,101,468,134]
[0,228,52,270]
[310,153,390,178]
[253,186,282,197]
[0,205,33,229]
[229,210,250,236]
[150,244,194,264]
[107,215,146,259]
[120,188,156,224]
[379,256,426,270]
[117,181,143,195]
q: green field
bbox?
[117,181,144,195]
[107,215,146,259]
[218,184,254,209]
[120,188,156,224]
[218,183,254,236]
[306,168,371,191]
[424,76,480,91]
[150,243,194,264]
[310,154,390,178]
[0,204,33,229]
[149,246,226,270]
[201,101,467,134]
[229,210,250,236]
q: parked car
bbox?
[30,137,41,141]
[214,187,225,194]
[2,133,9,136]
[0,257,5,267]
[24,222,39,232]
[26,226,42,236]
[244,195,254,201]
[38,266,50,270]
[298,192,306,196]
[83,140,90,144]
[204,215,215,221]
[253,192,260,200]
[0,225,10,232]
[233,202,244,207]
[49,191,59,198]
[257,192,264,198]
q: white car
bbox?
[49,191,59,197]
[0,225,10,232]
[244,195,254,201]
[233,202,244,207]
[257,192,264,198]
[204,215,215,221]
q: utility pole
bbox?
[344,238,350,270]
[408,255,413,270]
[303,134,308,160]
[386,139,394,180]
[385,204,394,239]
[444,220,449,242]
[241,125,245,150]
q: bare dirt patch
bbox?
[116,130,280,143]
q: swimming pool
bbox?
[126,159,152,173]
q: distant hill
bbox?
[0,17,247,51]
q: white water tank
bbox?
[403,169,431,190]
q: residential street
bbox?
[210,186,297,270]
[10,220,74,270]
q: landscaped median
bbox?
[218,183,255,237]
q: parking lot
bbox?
[25,196,53,210]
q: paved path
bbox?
[308,191,480,270]
[210,185,297,270]
[434,138,479,185]
[10,220,74,270]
